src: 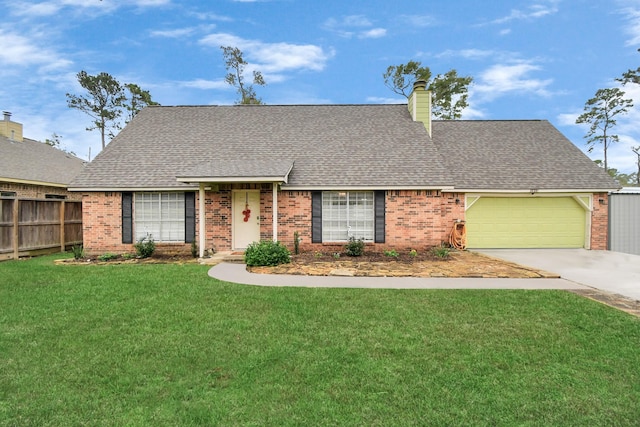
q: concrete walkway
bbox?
[478,249,640,301]
[208,262,587,290]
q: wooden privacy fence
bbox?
[0,198,82,260]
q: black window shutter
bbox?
[122,192,133,244]
[374,190,385,243]
[185,192,196,243]
[311,191,322,243]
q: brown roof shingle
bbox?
[69,105,617,191]
[431,120,616,190]
[70,104,452,189]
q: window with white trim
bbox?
[322,191,374,242]
[134,192,185,242]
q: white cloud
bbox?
[473,61,553,101]
[150,28,197,38]
[557,111,581,126]
[323,15,386,39]
[399,14,437,28]
[359,28,387,39]
[488,2,559,25]
[199,33,333,73]
[7,0,169,18]
[0,29,72,70]
[619,6,640,46]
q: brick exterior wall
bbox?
[384,190,465,250]
[0,181,82,201]
[81,188,609,255]
[82,191,191,256]
[590,192,609,250]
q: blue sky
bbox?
[2,0,640,175]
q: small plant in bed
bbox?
[245,240,291,266]
[430,244,451,259]
[384,249,399,259]
[71,244,84,260]
[97,252,118,261]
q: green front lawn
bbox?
[1,255,639,426]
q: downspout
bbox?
[272,183,278,241]
[199,183,206,258]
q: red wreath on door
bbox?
[242,203,251,222]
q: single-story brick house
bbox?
[1,112,85,201]
[69,83,618,256]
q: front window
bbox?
[322,191,374,242]
[134,192,185,242]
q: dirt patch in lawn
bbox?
[248,250,559,278]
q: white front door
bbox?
[233,190,261,250]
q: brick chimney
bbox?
[408,80,432,137]
[0,111,24,142]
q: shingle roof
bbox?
[431,120,617,190]
[178,159,295,182]
[69,105,617,191]
[0,135,86,186]
[70,105,453,189]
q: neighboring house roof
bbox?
[432,120,617,191]
[69,104,618,192]
[0,135,86,187]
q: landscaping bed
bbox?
[248,250,559,278]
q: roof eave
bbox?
[1,177,68,188]
[68,186,200,192]
[176,176,289,184]
[282,185,456,191]
[443,188,619,193]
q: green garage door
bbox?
[466,197,586,248]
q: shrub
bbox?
[134,235,156,258]
[191,240,199,258]
[344,237,365,257]
[71,244,84,260]
[409,249,418,258]
[430,244,451,259]
[244,240,291,266]
[384,249,399,258]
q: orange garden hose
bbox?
[449,221,467,250]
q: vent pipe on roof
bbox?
[3,111,11,121]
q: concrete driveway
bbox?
[478,249,640,301]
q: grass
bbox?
[1,255,639,426]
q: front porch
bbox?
[176,158,295,258]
